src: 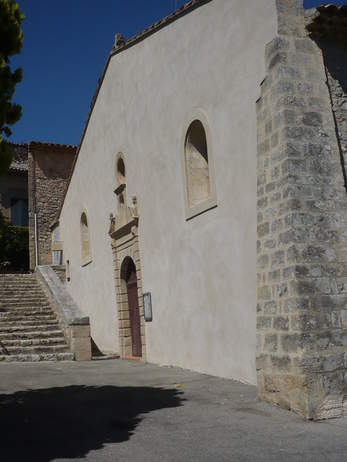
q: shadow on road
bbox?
[0,384,183,461]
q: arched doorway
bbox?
[121,257,142,358]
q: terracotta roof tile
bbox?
[6,141,77,174]
[29,141,77,151]
[8,143,28,172]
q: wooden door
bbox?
[126,266,142,357]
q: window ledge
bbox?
[81,257,93,267]
[185,197,217,221]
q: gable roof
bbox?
[6,141,77,174]
[53,0,212,227]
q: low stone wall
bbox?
[36,265,91,361]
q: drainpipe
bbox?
[31,146,39,269]
[34,213,39,267]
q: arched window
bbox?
[117,157,126,185]
[185,120,210,208]
[114,154,126,205]
[80,211,92,266]
[182,113,217,219]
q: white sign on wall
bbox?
[143,292,153,322]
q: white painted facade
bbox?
[59,0,277,384]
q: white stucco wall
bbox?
[59,0,277,384]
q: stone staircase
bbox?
[0,273,74,362]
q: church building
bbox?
[53,0,347,419]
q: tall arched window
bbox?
[185,120,210,208]
[80,211,92,266]
[182,112,217,219]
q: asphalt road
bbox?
[0,359,347,462]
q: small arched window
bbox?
[80,211,92,266]
[117,157,126,185]
[114,154,127,205]
[182,113,217,219]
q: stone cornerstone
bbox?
[256,0,347,419]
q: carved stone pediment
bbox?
[109,195,139,240]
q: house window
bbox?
[80,212,92,266]
[52,251,63,265]
[51,225,63,265]
[10,198,28,227]
[182,112,217,220]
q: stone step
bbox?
[0,352,74,362]
[0,273,74,362]
[0,330,64,341]
[0,314,57,323]
[0,300,52,311]
[0,324,61,334]
[0,307,53,315]
[0,279,39,283]
[0,295,48,301]
[0,295,46,300]
[0,317,58,325]
[0,300,51,310]
[0,282,41,288]
[0,286,43,292]
[1,293,44,299]
[1,337,67,348]
[0,288,46,293]
[5,344,70,354]
[0,294,47,300]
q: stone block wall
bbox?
[256,1,347,419]
[28,143,76,270]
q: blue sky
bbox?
[10,0,347,146]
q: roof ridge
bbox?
[111,0,211,56]
[53,0,213,228]
[29,141,77,150]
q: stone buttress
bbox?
[256,0,347,419]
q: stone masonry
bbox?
[256,0,347,419]
[0,273,73,361]
[28,142,76,270]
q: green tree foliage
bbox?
[0,0,24,174]
[0,210,29,272]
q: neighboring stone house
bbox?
[0,143,28,227]
[27,142,76,270]
[0,142,76,269]
[53,0,347,419]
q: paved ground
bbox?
[1,359,347,462]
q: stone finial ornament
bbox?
[108,213,116,235]
[114,33,125,48]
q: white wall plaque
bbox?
[143,292,153,322]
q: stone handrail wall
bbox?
[36,265,92,361]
